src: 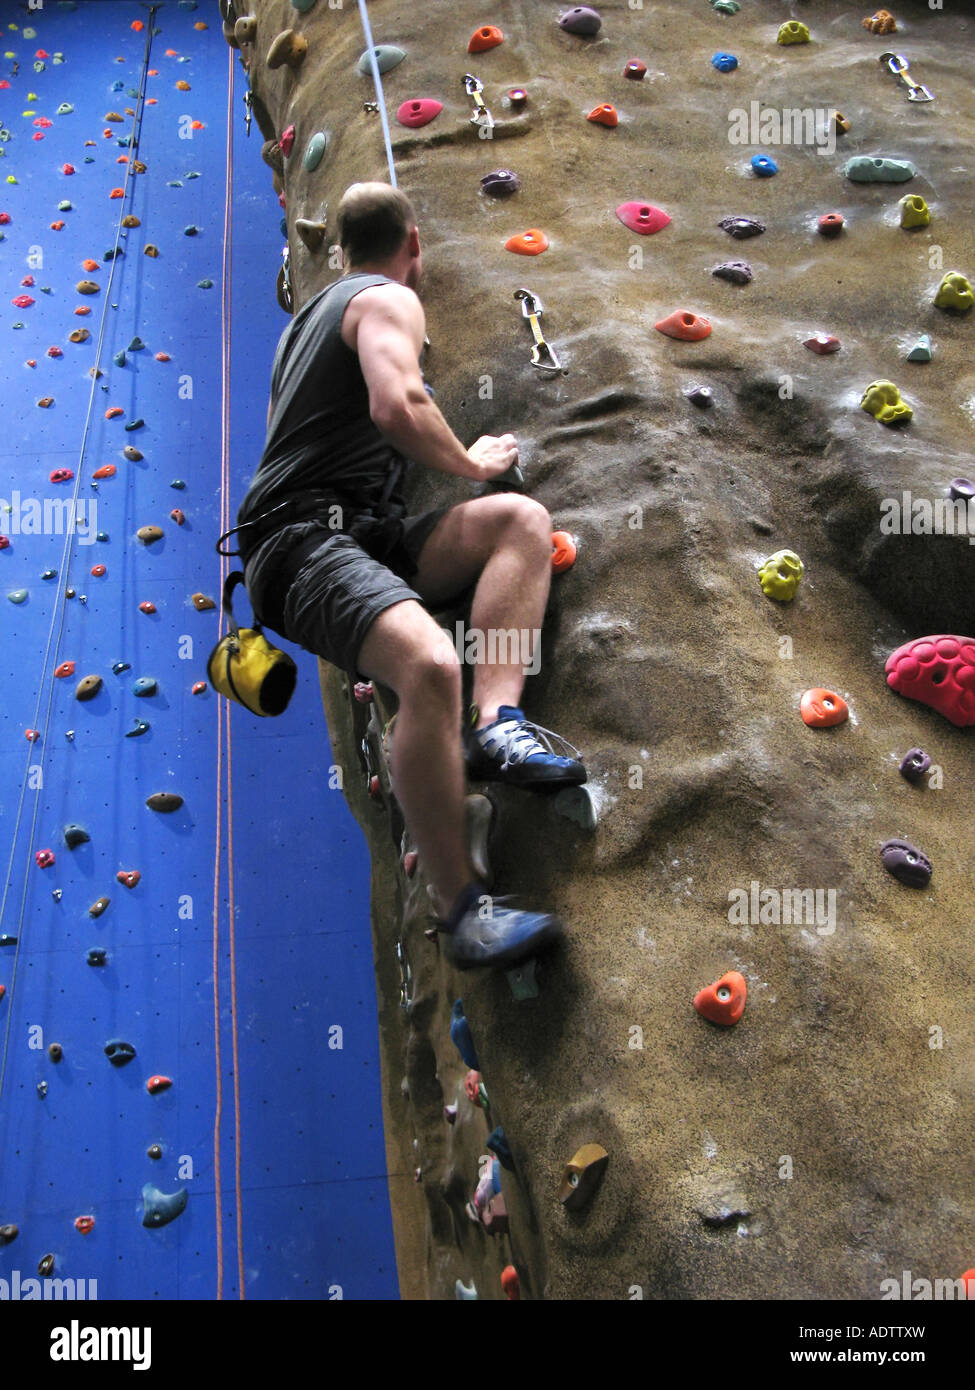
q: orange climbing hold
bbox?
[501,1265,520,1300]
[82,259,100,271]
[800,687,849,728]
[117,870,141,888]
[147,1075,173,1094]
[92,465,117,479]
[191,121,205,130]
[155,352,170,362]
[505,228,549,256]
[655,310,712,341]
[468,25,503,53]
[109,188,125,199]
[551,531,577,573]
[90,565,106,578]
[132,19,144,30]
[54,662,76,679]
[50,221,65,230]
[105,407,123,419]
[694,970,747,1026]
[587,104,618,128]
[74,307,91,316]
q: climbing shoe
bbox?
[465,705,587,788]
[441,882,563,971]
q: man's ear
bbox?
[408,225,421,258]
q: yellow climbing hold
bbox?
[777,20,810,43]
[899,194,930,229]
[934,272,974,312]
[861,379,913,426]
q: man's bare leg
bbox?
[356,597,472,917]
[409,494,553,729]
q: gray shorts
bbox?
[244,507,449,676]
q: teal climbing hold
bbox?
[197,279,214,289]
[845,156,916,183]
[41,570,57,581]
[8,589,27,605]
[113,350,126,367]
[103,249,123,261]
[124,419,144,431]
[184,225,200,236]
[56,103,73,115]
[303,132,328,172]
[291,0,317,10]
[167,181,183,188]
[184,171,201,180]
[57,200,71,211]
[125,719,150,737]
[357,45,406,76]
[96,532,108,542]
[128,337,145,351]
[141,1184,188,1229]
[170,480,186,490]
[711,0,740,11]
[63,824,90,849]
[133,677,157,697]
[907,333,932,362]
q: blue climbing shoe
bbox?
[441,882,563,971]
[465,706,587,788]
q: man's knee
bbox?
[400,633,461,705]
[494,494,551,551]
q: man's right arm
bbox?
[351,284,517,484]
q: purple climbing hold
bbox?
[480,169,520,197]
[948,478,974,503]
[899,749,931,783]
[559,7,602,37]
[685,384,714,408]
[712,260,753,284]
[719,216,766,239]
[880,837,932,888]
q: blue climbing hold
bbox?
[133,677,157,697]
[712,52,738,72]
[450,1000,480,1070]
[104,1039,136,1066]
[125,719,150,737]
[141,1183,188,1229]
[112,661,131,675]
[87,948,107,966]
[63,824,90,849]
[751,154,777,177]
[487,1125,514,1170]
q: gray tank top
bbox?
[236,272,409,526]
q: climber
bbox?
[233,182,586,970]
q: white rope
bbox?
[356,0,398,187]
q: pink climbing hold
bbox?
[403,850,418,877]
[0,535,9,549]
[885,635,975,728]
[615,202,670,235]
[35,849,55,868]
[278,124,295,156]
[50,467,72,483]
[396,98,443,129]
[353,681,374,703]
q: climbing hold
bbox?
[125,419,145,431]
[134,674,158,696]
[805,332,841,355]
[192,681,207,695]
[146,792,183,813]
[587,104,618,128]
[480,169,520,197]
[234,15,257,44]
[139,601,157,614]
[861,379,912,426]
[507,87,528,110]
[712,0,740,11]
[191,593,216,612]
[899,748,931,783]
[89,897,110,918]
[121,214,140,227]
[800,688,849,728]
[73,1216,95,1235]
[75,674,102,701]
[751,154,777,178]
[758,549,804,601]
[92,465,116,480]
[834,112,852,135]
[711,52,738,72]
[949,479,975,502]
[844,156,915,183]
[560,6,602,36]
[147,1144,162,1160]
[0,1226,17,1245]
[303,132,327,172]
[353,681,374,703]
[719,216,765,239]
[396,99,442,129]
[54,661,75,678]
[90,565,106,578]
[25,730,40,743]
[712,261,752,284]
[146,1075,173,1094]
[486,1125,514,1170]
[76,279,99,294]
[468,26,503,54]
[48,1043,63,1062]
[818,212,845,237]
[693,970,747,1025]
[615,202,670,235]
[0,536,8,550]
[655,310,712,341]
[50,468,74,484]
[123,446,143,461]
[450,1000,479,1069]
[278,125,295,157]
[778,20,810,43]
[142,1183,188,1228]
[505,228,548,255]
[170,509,186,526]
[501,1265,520,1299]
[126,719,150,738]
[12,294,35,309]
[155,352,170,362]
[685,385,713,408]
[885,635,975,727]
[863,9,898,34]
[551,532,577,573]
[112,661,132,675]
[295,219,328,250]
[482,1193,509,1235]
[117,870,141,888]
[104,1039,136,1065]
[899,194,930,229]
[8,590,28,604]
[357,45,405,76]
[137,526,164,545]
[558,1143,609,1210]
[267,29,307,70]
[465,1070,487,1107]
[35,849,55,869]
[906,334,932,363]
[105,408,123,420]
[87,948,107,966]
[63,824,90,849]
[455,1280,479,1300]
[38,1255,55,1277]
[880,838,932,888]
[933,273,974,313]
[144,244,159,258]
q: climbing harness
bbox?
[880,51,934,102]
[514,289,561,372]
[464,73,495,132]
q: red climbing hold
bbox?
[587,104,619,128]
[109,188,125,200]
[155,352,171,362]
[90,564,106,578]
[403,850,418,877]
[615,202,670,235]
[35,849,55,869]
[139,601,157,614]
[92,465,117,480]
[0,535,9,549]
[12,295,35,308]
[192,681,207,694]
[54,661,76,678]
[507,87,528,108]
[147,1075,172,1094]
[117,870,141,888]
[804,333,841,355]
[73,1216,95,1234]
[170,508,185,525]
[368,774,381,799]
[818,212,845,237]
[396,98,443,129]
[505,228,549,256]
[655,310,712,341]
[468,25,504,53]
[0,986,5,1001]
[0,212,10,224]
[551,531,577,573]
[278,124,295,156]
[25,730,40,742]
[46,346,63,358]
[464,1070,483,1105]
[501,1265,520,1300]
[624,59,647,79]
[62,164,75,175]
[694,970,747,1026]
[885,635,975,728]
[50,468,74,484]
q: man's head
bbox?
[336,182,421,289]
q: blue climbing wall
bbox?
[0,0,398,1300]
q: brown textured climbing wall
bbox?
[234,0,975,1299]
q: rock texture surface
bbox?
[236,0,975,1299]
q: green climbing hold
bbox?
[357,45,406,76]
[845,156,916,183]
[125,718,150,737]
[128,337,145,351]
[113,350,126,367]
[124,419,145,431]
[184,171,201,180]
[57,200,71,211]
[167,181,184,188]
[303,132,328,172]
[8,590,27,605]
[907,334,932,362]
[291,0,317,11]
[197,279,213,289]
[56,103,73,115]
[711,0,740,11]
